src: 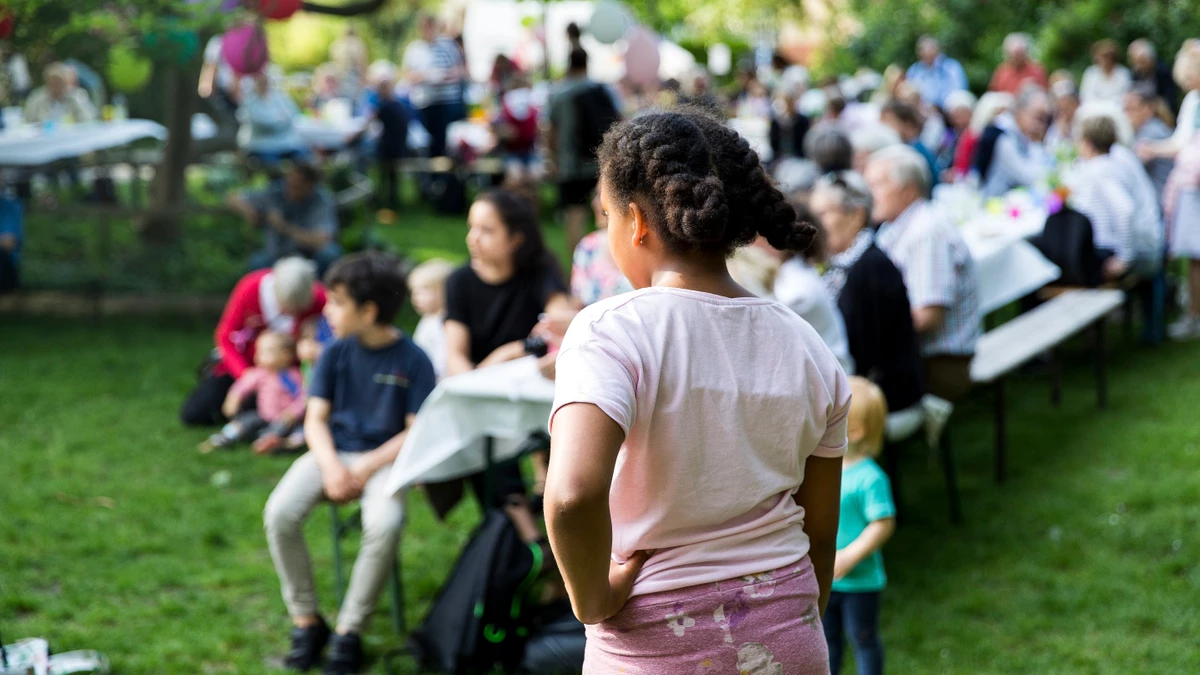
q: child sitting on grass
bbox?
[408,258,455,380]
[199,331,306,454]
[263,251,436,675]
[253,318,330,454]
[824,376,897,675]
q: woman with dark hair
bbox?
[545,108,848,673]
[445,189,573,377]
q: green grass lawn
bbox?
[3,206,1200,673]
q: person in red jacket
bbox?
[181,257,327,426]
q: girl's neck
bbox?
[473,258,516,285]
[649,253,755,299]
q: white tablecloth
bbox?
[190,114,370,150]
[0,120,167,167]
[958,208,1061,314]
[446,119,494,154]
[387,357,555,496]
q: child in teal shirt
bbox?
[824,376,897,675]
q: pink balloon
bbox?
[624,27,660,90]
[222,23,269,76]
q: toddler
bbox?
[408,258,455,379]
[199,331,306,454]
[253,318,331,454]
[824,376,897,675]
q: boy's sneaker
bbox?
[322,632,364,675]
[283,617,331,671]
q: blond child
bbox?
[407,258,455,379]
[200,331,306,454]
[824,377,897,675]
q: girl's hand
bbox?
[604,551,649,619]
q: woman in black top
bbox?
[445,189,573,374]
[810,171,924,414]
[442,189,574,518]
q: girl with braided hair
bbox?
[545,108,849,673]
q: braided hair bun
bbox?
[598,107,816,256]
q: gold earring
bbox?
[639,236,645,245]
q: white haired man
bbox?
[866,145,981,401]
[990,33,1048,94]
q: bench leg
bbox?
[1093,320,1109,410]
[1049,348,1062,408]
[939,428,963,525]
[1123,291,1136,344]
[994,378,1007,484]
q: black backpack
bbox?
[409,509,546,674]
[573,83,622,162]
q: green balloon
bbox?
[107,45,153,93]
[143,26,200,65]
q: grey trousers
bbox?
[264,451,404,633]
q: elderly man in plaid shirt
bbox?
[866,145,982,402]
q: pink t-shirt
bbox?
[229,366,307,422]
[550,287,851,597]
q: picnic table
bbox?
[386,356,555,498]
[0,119,167,167]
[937,187,1061,314]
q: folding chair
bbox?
[329,504,406,636]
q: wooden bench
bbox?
[970,289,1125,483]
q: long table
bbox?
[0,120,167,167]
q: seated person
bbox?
[180,257,326,427]
[811,171,925,423]
[805,124,854,174]
[445,189,574,510]
[1069,114,1140,281]
[23,62,96,124]
[240,71,308,167]
[879,100,941,191]
[0,193,21,294]
[770,205,854,374]
[200,331,306,454]
[867,145,981,402]
[264,252,436,675]
[408,257,456,380]
[227,162,343,275]
[980,85,1053,197]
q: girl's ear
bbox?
[629,201,650,247]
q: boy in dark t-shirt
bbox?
[264,252,435,675]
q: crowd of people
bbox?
[158,23,1200,674]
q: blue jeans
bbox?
[249,242,342,277]
[824,590,883,675]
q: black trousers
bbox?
[0,251,18,294]
[180,373,236,427]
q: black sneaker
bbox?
[282,616,331,671]
[322,632,364,675]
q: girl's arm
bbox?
[545,402,645,624]
[444,320,477,376]
[834,518,896,581]
[793,455,842,615]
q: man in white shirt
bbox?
[867,145,981,401]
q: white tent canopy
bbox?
[461,0,694,84]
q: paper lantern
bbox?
[259,0,302,20]
[222,23,269,76]
[623,26,660,90]
[588,1,629,45]
[221,0,242,9]
[0,12,13,40]
[107,45,153,93]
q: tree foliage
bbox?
[822,0,1200,91]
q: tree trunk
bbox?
[142,65,197,244]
